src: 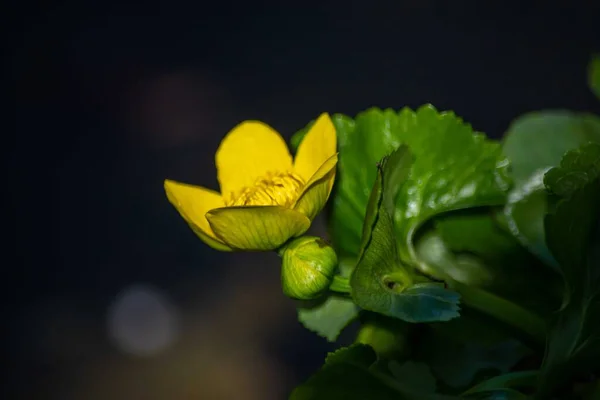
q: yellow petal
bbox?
[216,121,293,203]
[206,206,310,250]
[164,179,232,251]
[293,113,337,182]
[294,154,338,220]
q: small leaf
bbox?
[538,143,600,396]
[290,344,402,400]
[544,143,600,200]
[589,54,600,100]
[324,343,375,365]
[502,110,600,187]
[388,361,437,393]
[390,283,461,323]
[349,147,460,323]
[297,295,359,342]
[462,371,537,396]
[355,312,412,359]
[462,388,530,400]
[418,312,530,390]
[291,344,458,400]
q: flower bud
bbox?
[280,236,338,300]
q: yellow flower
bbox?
[164,113,338,251]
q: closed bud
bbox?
[280,236,338,300]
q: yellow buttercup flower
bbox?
[164,113,338,251]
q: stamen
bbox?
[228,171,305,207]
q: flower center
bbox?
[227,171,305,207]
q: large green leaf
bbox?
[502,111,600,187]
[589,54,600,100]
[537,143,600,396]
[292,105,510,264]
[502,111,600,269]
[349,146,461,323]
[290,344,456,400]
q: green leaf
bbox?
[544,143,600,201]
[462,388,530,400]
[323,343,375,365]
[502,111,600,272]
[544,143,600,300]
[462,371,537,396]
[297,257,359,342]
[415,226,495,288]
[434,211,511,256]
[290,344,401,400]
[430,211,562,316]
[291,344,457,400]
[297,295,359,342]
[589,54,600,100]
[354,145,413,266]
[349,146,461,323]
[503,169,559,269]
[502,110,600,187]
[355,312,412,359]
[389,107,510,265]
[418,312,531,390]
[538,143,600,396]
[414,219,552,347]
[292,105,510,264]
[388,361,437,393]
[391,283,461,322]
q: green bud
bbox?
[280,236,338,300]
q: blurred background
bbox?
[7,1,599,399]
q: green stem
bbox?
[329,275,351,294]
[452,281,547,349]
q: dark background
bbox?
[7,1,599,399]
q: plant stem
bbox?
[329,275,351,294]
[451,281,547,349]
